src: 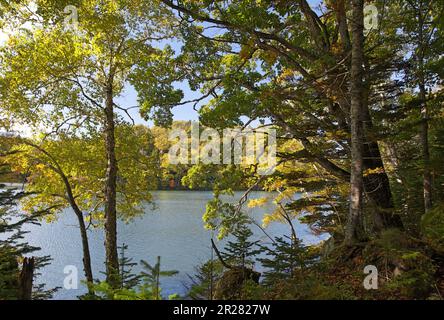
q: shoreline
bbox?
[0,182,24,188]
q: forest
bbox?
[0,0,443,301]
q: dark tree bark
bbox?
[361,100,404,231]
[72,207,94,286]
[104,83,119,287]
[333,0,351,51]
[18,257,35,300]
[345,0,365,245]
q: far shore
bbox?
[0,183,257,192]
[0,182,25,188]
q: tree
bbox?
[0,139,55,299]
[1,125,159,289]
[372,0,443,230]
[0,0,181,287]
[222,225,261,269]
[156,0,404,238]
[258,236,310,286]
[398,0,443,213]
[186,260,223,300]
[118,243,142,290]
[140,256,178,300]
[0,185,36,299]
[345,0,365,245]
[84,256,178,300]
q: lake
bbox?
[20,191,322,300]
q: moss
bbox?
[292,231,438,300]
[360,230,437,299]
[386,251,436,298]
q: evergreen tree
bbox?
[222,225,261,269]
[140,257,178,300]
[258,236,311,286]
[0,183,55,299]
[186,260,224,300]
[118,243,142,290]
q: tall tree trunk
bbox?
[104,84,119,287]
[420,83,432,212]
[345,0,365,245]
[417,2,432,212]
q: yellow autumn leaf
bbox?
[247,197,269,208]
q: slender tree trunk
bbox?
[345,0,365,245]
[73,209,94,285]
[104,83,119,287]
[64,178,94,288]
[64,175,94,287]
[420,83,432,212]
[417,3,432,212]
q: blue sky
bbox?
[115,82,201,126]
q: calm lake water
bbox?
[20,191,322,300]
